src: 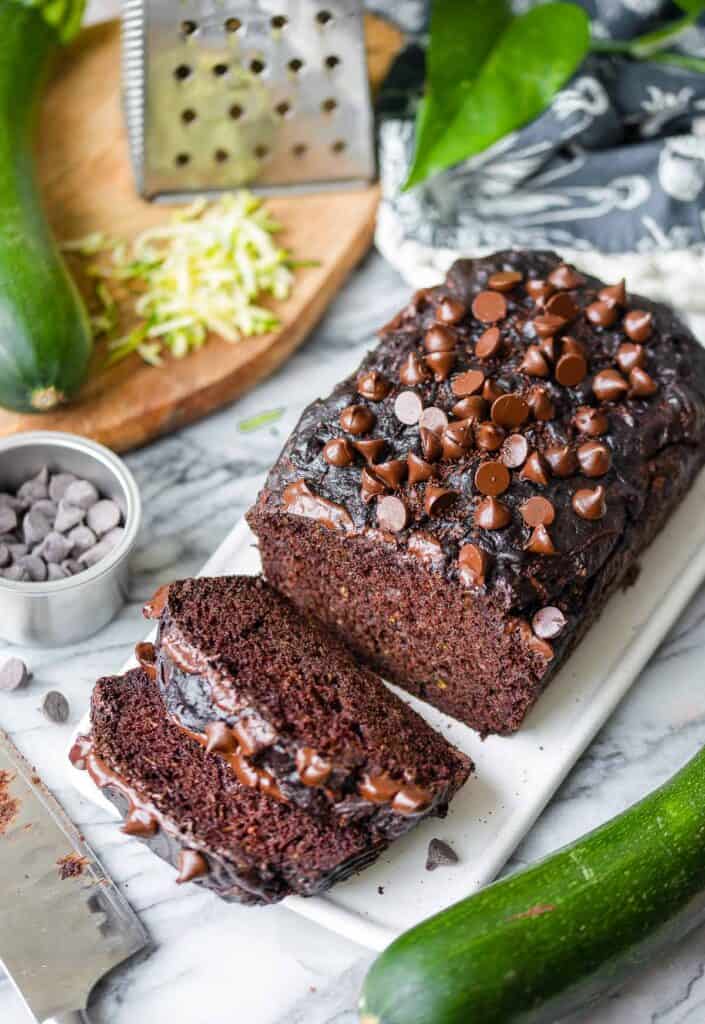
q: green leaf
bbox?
[674,0,705,13]
[237,408,285,433]
[11,0,86,43]
[404,2,590,190]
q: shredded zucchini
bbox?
[63,193,302,367]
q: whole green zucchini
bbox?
[360,744,705,1024]
[0,0,91,412]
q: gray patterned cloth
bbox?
[374,1,705,307]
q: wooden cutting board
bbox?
[0,16,402,452]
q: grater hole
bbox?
[250,58,266,74]
[325,55,341,69]
[321,97,337,113]
[316,10,333,24]
[331,139,346,154]
[288,58,304,73]
[254,144,270,160]
[275,100,292,117]
[213,63,229,77]
[225,17,242,33]
[271,15,288,29]
[292,143,308,158]
[214,149,229,163]
[175,153,191,167]
[174,64,193,81]
[180,20,198,37]
[229,104,244,120]
[181,108,198,124]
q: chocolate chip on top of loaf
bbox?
[249,251,705,736]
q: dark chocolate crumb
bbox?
[377,885,385,895]
[426,837,459,871]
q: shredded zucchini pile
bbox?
[63,193,301,367]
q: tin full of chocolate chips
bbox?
[0,432,141,647]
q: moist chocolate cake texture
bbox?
[142,575,471,840]
[247,250,705,735]
[71,669,390,905]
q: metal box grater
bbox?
[121,0,376,200]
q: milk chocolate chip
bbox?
[374,460,408,489]
[525,524,556,555]
[475,327,502,359]
[592,369,628,403]
[527,387,555,421]
[407,453,435,485]
[475,422,505,452]
[394,390,424,425]
[501,434,529,468]
[424,324,456,353]
[573,405,608,436]
[420,427,443,462]
[353,438,386,464]
[624,309,653,342]
[458,543,487,586]
[616,343,645,374]
[577,441,610,477]
[399,351,430,386]
[572,485,607,520]
[340,404,375,435]
[357,370,391,401]
[377,495,409,532]
[532,606,566,639]
[475,460,510,496]
[488,270,523,292]
[520,496,555,527]
[472,290,507,323]
[555,352,587,387]
[419,406,448,435]
[585,301,618,328]
[361,468,386,502]
[629,367,657,397]
[323,438,354,467]
[491,393,530,428]
[436,297,466,324]
[451,369,485,397]
[544,445,578,477]
[519,346,550,378]
[425,486,457,516]
[425,351,456,381]
[548,264,584,289]
[598,280,626,308]
[475,496,511,530]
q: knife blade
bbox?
[0,728,149,1022]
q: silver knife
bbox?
[0,728,149,1023]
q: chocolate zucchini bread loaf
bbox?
[70,668,388,905]
[248,250,705,735]
[142,575,471,839]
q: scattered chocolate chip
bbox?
[424,324,456,353]
[547,264,583,289]
[592,369,628,403]
[452,395,487,421]
[532,606,566,639]
[488,271,523,293]
[0,657,30,691]
[54,501,85,534]
[361,468,385,502]
[323,438,354,467]
[63,480,99,510]
[533,313,567,338]
[475,496,511,530]
[42,690,69,723]
[458,543,487,586]
[521,495,555,527]
[425,351,456,381]
[629,366,658,397]
[525,524,556,555]
[475,460,510,497]
[472,290,507,323]
[399,351,430,386]
[451,369,485,397]
[436,297,466,324]
[483,379,504,403]
[374,460,408,489]
[573,405,608,437]
[491,393,529,428]
[377,495,408,533]
[407,453,435,485]
[519,346,550,378]
[425,486,457,516]
[86,500,121,538]
[577,441,610,477]
[501,434,529,468]
[585,301,618,328]
[419,406,448,435]
[555,352,587,387]
[441,420,474,460]
[544,445,578,478]
[520,450,550,486]
[572,485,607,520]
[527,387,555,422]
[353,438,386,464]
[394,390,424,425]
[475,421,505,452]
[339,404,375,435]
[426,837,459,870]
[526,279,554,303]
[357,370,391,401]
[475,326,502,359]
[616,342,645,374]
[598,280,626,308]
[420,427,443,462]
[623,309,653,342]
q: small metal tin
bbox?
[0,432,142,647]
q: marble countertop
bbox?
[1,250,705,1024]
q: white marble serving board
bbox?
[68,471,705,952]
